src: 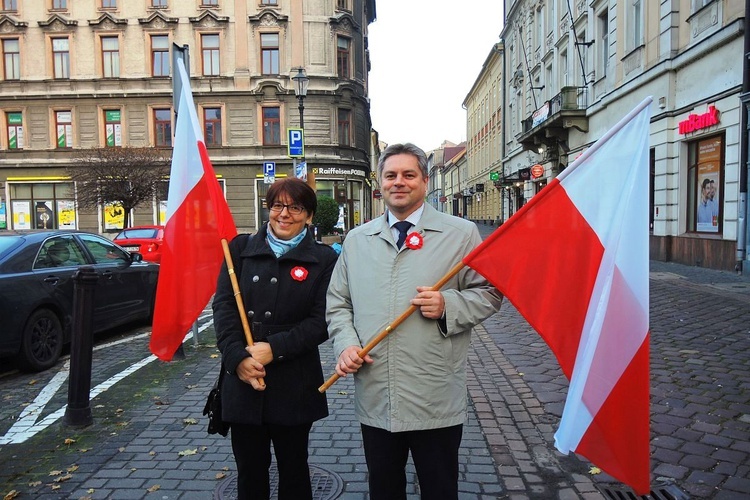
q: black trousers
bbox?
[361,423,463,500]
[230,422,313,500]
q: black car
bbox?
[0,230,159,372]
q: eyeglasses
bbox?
[268,202,305,215]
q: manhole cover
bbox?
[595,483,689,500]
[215,464,343,500]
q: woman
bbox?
[212,178,338,499]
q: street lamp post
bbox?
[292,67,309,130]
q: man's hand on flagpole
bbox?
[236,356,267,391]
[411,286,445,319]
[336,345,373,377]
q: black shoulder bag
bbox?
[202,234,250,437]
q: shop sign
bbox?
[679,105,719,135]
[439,196,447,202]
[312,167,366,178]
[373,189,382,199]
[530,164,544,178]
[489,171,500,181]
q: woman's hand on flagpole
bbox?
[246,343,273,366]
[236,356,267,391]
[336,345,373,377]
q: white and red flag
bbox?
[464,98,652,494]
[149,57,237,361]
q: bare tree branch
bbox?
[67,147,171,228]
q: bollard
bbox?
[63,266,99,428]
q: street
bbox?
[0,226,749,498]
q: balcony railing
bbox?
[521,86,588,135]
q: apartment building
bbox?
[500,0,744,271]
[0,0,376,234]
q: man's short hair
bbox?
[702,178,711,189]
[377,143,429,179]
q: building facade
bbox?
[0,0,376,235]
[463,43,504,225]
[501,0,745,271]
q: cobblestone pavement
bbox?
[0,223,748,499]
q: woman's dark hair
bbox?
[266,178,317,215]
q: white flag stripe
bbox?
[164,58,205,226]
[554,100,652,452]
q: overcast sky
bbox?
[367,2,505,152]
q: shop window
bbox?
[262,106,280,145]
[687,134,723,233]
[104,109,122,147]
[6,111,23,149]
[55,110,73,148]
[9,182,76,230]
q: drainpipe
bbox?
[739,0,750,274]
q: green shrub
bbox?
[313,195,339,235]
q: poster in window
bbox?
[695,137,721,233]
[57,200,77,229]
[159,200,167,225]
[105,110,122,146]
[104,202,124,230]
[35,201,54,229]
[57,111,73,148]
[12,200,31,230]
[0,202,6,229]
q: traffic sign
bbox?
[287,128,304,157]
[263,161,275,184]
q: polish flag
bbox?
[149,57,237,361]
[464,98,652,494]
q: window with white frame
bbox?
[628,0,643,50]
[101,36,120,78]
[55,110,73,148]
[201,34,220,76]
[597,9,609,78]
[52,37,70,79]
[2,38,20,80]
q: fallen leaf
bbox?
[215,472,226,479]
[183,418,198,425]
[87,489,95,494]
[201,446,207,451]
[222,466,229,471]
[147,484,161,492]
[210,354,219,358]
[4,490,19,500]
[50,485,60,491]
[337,391,348,395]
[53,474,72,483]
[131,468,137,472]
[94,404,105,408]
[49,470,63,476]
[184,372,192,377]
[178,448,198,456]
[66,465,79,472]
[63,438,76,445]
[589,466,602,475]
[186,385,196,389]
[28,380,38,385]
[78,448,90,453]
[119,447,126,452]
[115,408,124,414]
[28,481,41,487]
[149,451,156,456]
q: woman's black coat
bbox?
[212,225,338,426]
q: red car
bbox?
[114,226,164,263]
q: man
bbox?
[697,178,719,225]
[326,143,503,499]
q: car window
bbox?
[79,234,131,265]
[35,237,87,269]
[116,229,159,239]
[0,236,23,259]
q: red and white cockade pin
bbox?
[291,266,308,281]
[404,232,423,250]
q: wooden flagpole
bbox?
[318,260,467,393]
[221,239,265,389]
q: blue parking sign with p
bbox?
[287,128,304,158]
[263,161,275,184]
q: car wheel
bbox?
[18,309,64,372]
